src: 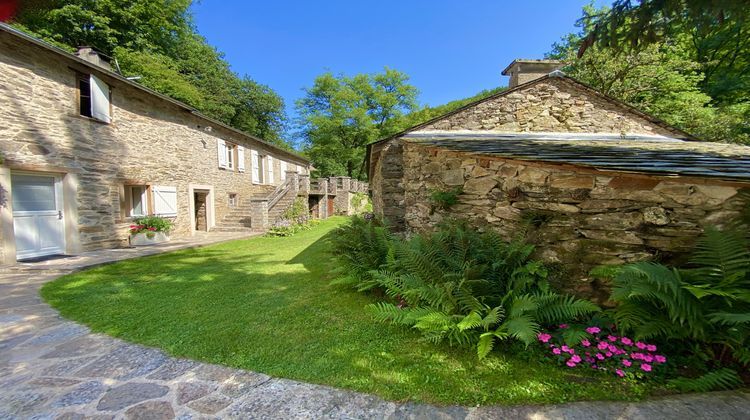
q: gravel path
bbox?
[1,236,748,419]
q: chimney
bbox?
[74,46,112,71]
[502,59,564,88]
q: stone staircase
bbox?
[212,181,299,233]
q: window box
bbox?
[130,231,170,246]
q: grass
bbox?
[42,217,653,406]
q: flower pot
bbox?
[130,231,170,246]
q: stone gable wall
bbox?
[400,143,748,300]
[0,32,307,254]
[421,78,683,137]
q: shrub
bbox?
[351,192,373,213]
[365,221,599,358]
[605,227,749,390]
[129,216,173,238]
[429,187,462,213]
[329,215,393,291]
[266,197,313,237]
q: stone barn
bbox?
[367,59,750,298]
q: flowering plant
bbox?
[129,216,173,238]
[538,323,667,379]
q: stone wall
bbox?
[401,143,749,300]
[421,77,685,138]
[0,31,308,258]
[369,139,406,229]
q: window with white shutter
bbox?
[152,186,178,217]
[266,156,274,184]
[280,161,287,181]
[217,139,227,168]
[250,149,260,183]
[237,146,246,172]
[90,75,111,123]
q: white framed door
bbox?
[11,172,66,260]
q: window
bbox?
[280,160,287,181]
[226,143,235,170]
[228,193,237,207]
[250,150,263,184]
[78,76,92,118]
[126,185,149,217]
[77,73,111,123]
[266,155,274,184]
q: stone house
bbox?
[0,24,319,264]
[367,59,750,298]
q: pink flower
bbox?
[654,355,667,364]
[636,342,647,350]
[607,335,617,342]
[566,360,577,367]
[646,344,657,352]
[537,333,552,343]
[571,355,582,363]
[597,341,609,350]
[586,326,601,334]
[616,369,625,377]
[620,337,633,346]
[641,363,652,372]
[622,359,632,367]
[596,353,605,360]
[643,354,654,363]
[552,348,562,355]
[605,352,613,357]
[581,339,591,347]
[559,324,569,329]
[631,352,642,360]
[608,344,618,353]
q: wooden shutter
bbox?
[237,145,245,172]
[267,156,274,184]
[152,186,178,217]
[90,75,111,123]
[250,149,259,183]
[217,139,227,168]
[280,161,287,181]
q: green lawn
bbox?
[42,217,652,405]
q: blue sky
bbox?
[192,1,608,125]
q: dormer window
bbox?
[77,73,111,123]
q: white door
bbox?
[11,173,66,260]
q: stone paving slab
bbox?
[0,233,749,419]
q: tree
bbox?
[550,4,749,144]
[577,1,750,106]
[296,69,418,179]
[11,0,290,147]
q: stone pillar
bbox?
[250,199,269,230]
[0,166,16,265]
[319,179,329,219]
[327,177,338,195]
[286,171,299,193]
[299,174,310,194]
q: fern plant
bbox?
[366,221,599,358]
[329,215,393,291]
[609,227,750,389]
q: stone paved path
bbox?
[1,235,749,419]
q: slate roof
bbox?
[403,132,750,181]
